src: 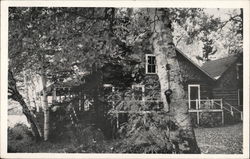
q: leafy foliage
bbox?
[172,8,243,62]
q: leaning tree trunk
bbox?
[149,8,200,153]
[8,70,43,140]
[39,54,50,141]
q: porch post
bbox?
[221,111,224,125]
[211,99,214,109]
[220,99,223,109]
[196,99,199,125]
[52,87,56,104]
[196,99,198,110]
[196,111,199,125]
[230,106,234,116]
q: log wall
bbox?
[213,63,242,107]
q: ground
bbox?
[8,114,243,154]
[195,123,243,154]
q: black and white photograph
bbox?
[1,0,249,158]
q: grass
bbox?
[194,123,243,154]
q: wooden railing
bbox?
[223,101,243,121]
[187,99,224,125]
[188,99,223,110]
[114,100,163,111]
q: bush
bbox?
[63,125,112,153]
[111,113,183,153]
[8,123,34,152]
[199,112,222,127]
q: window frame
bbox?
[132,84,145,101]
[145,54,157,74]
[103,84,115,92]
[103,84,115,108]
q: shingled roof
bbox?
[201,55,239,80]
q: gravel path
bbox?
[194,123,243,154]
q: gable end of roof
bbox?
[175,48,216,81]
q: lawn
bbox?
[194,123,243,154]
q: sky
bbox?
[204,8,240,21]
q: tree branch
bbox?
[175,34,184,47]
[219,14,242,31]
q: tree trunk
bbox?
[23,71,31,109]
[8,70,43,140]
[150,9,200,153]
[39,54,50,141]
[31,78,40,112]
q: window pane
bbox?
[133,86,143,100]
[151,56,156,64]
[148,65,152,73]
[104,87,113,94]
[134,87,142,100]
[148,56,152,64]
[151,65,156,73]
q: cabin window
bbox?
[103,84,115,94]
[236,63,243,80]
[132,84,145,101]
[188,84,200,110]
[238,89,243,106]
[146,54,157,74]
[103,84,115,109]
[55,87,71,103]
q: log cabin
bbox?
[39,48,243,127]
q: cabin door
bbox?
[188,84,200,110]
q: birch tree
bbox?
[8,70,43,140]
[149,8,200,153]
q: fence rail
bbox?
[188,99,223,110]
[223,101,243,121]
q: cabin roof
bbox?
[200,55,238,80]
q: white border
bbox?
[1,0,249,158]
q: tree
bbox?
[150,8,200,153]
[9,7,70,140]
[8,70,43,140]
[111,8,201,153]
[9,7,203,152]
[172,8,243,62]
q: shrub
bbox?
[199,111,222,127]
[8,123,34,152]
[111,113,183,153]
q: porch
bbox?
[188,98,243,126]
[188,99,224,125]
